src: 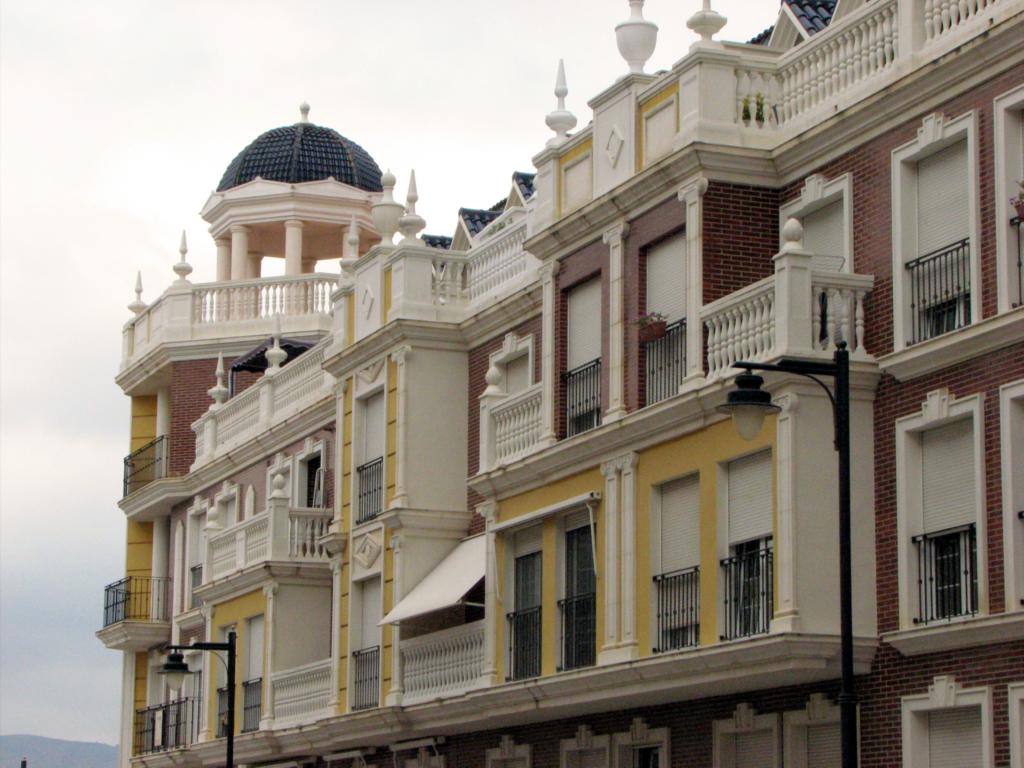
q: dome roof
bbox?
[217,118,383,193]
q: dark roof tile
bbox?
[785,0,837,34]
[422,234,453,250]
[459,207,502,237]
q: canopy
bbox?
[379,535,485,625]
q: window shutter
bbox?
[802,200,845,269]
[728,451,773,545]
[568,279,602,369]
[917,141,969,256]
[660,475,700,573]
[646,235,687,322]
[922,419,976,533]
[565,509,591,532]
[360,578,382,650]
[734,731,775,768]
[362,392,385,461]
[574,749,607,768]
[191,514,206,566]
[514,525,543,556]
[806,723,841,768]
[928,707,982,768]
[246,615,264,681]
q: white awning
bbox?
[379,535,485,625]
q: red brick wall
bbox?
[466,315,543,532]
[702,182,781,304]
[169,358,219,476]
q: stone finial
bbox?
[299,101,311,123]
[271,471,289,500]
[616,1,658,75]
[172,229,193,284]
[371,168,404,244]
[781,217,805,250]
[483,362,503,396]
[207,352,229,409]
[398,170,426,243]
[266,314,287,372]
[128,271,147,315]
[687,0,727,45]
[545,59,577,147]
[345,219,361,260]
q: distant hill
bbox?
[0,735,116,768]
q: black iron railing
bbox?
[906,238,971,345]
[558,593,596,670]
[132,698,202,755]
[352,646,380,710]
[653,566,700,652]
[216,686,230,737]
[241,678,262,732]
[189,564,203,610]
[564,359,601,438]
[721,547,773,640]
[644,320,686,406]
[356,457,384,524]
[913,523,977,624]
[123,435,168,497]
[506,606,542,681]
[1013,217,1023,308]
[102,576,171,627]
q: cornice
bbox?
[95,621,170,652]
[323,321,466,379]
[459,285,542,348]
[379,506,474,539]
[193,561,332,605]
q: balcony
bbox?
[906,239,972,345]
[133,698,201,755]
[721,546,774,641]
[913,523,978,624]
[652,566,700,653]
[558,593,596,671]
[123,435,167,497]
[268,658,331,727]
[644,319,686,406]
[564,359,601,438]
[356,457,384,524]
[480,383,543,472]
[351,646,380,710]
[399,620,486,704]
[97,576,171,650]
[506,606,542,681]
[241,678,262,732]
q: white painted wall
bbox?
[273,584,332,671]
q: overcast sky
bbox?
[0,0,771,744]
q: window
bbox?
[561,726,609,768]
[565,279,602,437]
[1001,380,1024,611]
[993,84,1024,312]
[896,390,986,629]
[612,719,669,768]
[722,451,773,640]
[783,694,842,768]
[299,451,323,508]
[560,512,596,670]
[781,173,852,272]
[713,704,780,768]
[242,615,263,732]
[644,234,687,406]
[1009,682,1023,768]
[352,576,381,710]
[901,676,993,768]
[892,112,979,350]
[508,526,542,681]
[188,509,207,609]
[652,474,700,652]
[356,392,385,524]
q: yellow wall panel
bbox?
[125,520,153,578]
[346,297,355,347]
[636,82,679,170]
[130,395,157,452]
[134,651,148,712]
[207,590,267,736]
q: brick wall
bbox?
[169,358,219,476]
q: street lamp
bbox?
[160,630,237,768]
[718,342,856,768]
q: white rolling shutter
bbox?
[362,392,385,461]
[565,509,591,532]
[660,475,700,573]
[646,235,687,323]
[568,279,602,369]
[245,615,264,681]
[928,707,982,768]
[359,577,382,650]
[734,731,775,768]
[574,749,607,768]
[514,525,543,556]
[728,451,773,545]
[806,723,841,768]
[802,201,845,269]
[917,141,969,256]
[921,419,976,533]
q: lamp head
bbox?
[718,369,780,440]
[160,649,191,694]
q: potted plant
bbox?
[636,311,667,342]
[1011,180,1024,220]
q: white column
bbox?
[480,501,499,685]
[197,604,214,742]
[230,225,250,280]
[284,219,304,276]
[261,583,277,729]
[603,222,629,421]
[772,220,816,357]
[389,346,411,509]
[772,393,801,633]
[248,253,262,279]
[118,651,135,768]
[678,178,708,385]
[215,238,231,282]
[156,387,171,438]
[328,559,343,712]
[152,518,169,620]
[619,453,639,653]
[385,534,404,706]
[171,520,184,625]
[538,260,561,445]
[599,459,621,660]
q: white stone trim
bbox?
[611,718,669,768]
[900,675,994,768]
[993,84,1024,313]
[292,437,328,509]
[895,389,987,629]
[598,452,639,664]
[781,693,843,768]
[486,735,532,768]
[890,110,981,352]
[560,725,611,768]
[267,452,293,506]
[539,260,561,446]
[677,178,707,384]
[603,221,629,422]
[1009,682,1024,768]
[1001,379,1024,612]
[780,173,853,272]
[712,703,781,768]
[487,333,536,390]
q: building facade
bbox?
[97,1,1024,766]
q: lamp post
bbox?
[719,342,856,768]
[161,630,237,768]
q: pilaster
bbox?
[480,501,500,684]
[385,533,404,706]
[603,222,630,422]
[285,219,304,276]
[538,260,561,445]
[388,346,412,509]
[215,237,231,282]
[329,559,344,712]
[677,178,708,385]
[230,225,250,282]
[260,583,278,730]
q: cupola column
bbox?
[230,225,250,280]
[215,238,231,282]
[284,220,304,276]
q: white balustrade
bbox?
[207,533,237,580]
[400,621,486,704]
[735,66,780,130]
[288,509,332,560]
[431,254,468,306]
[270,345,328,418]
[207,513,269,580]
[466,217,531,304]
[811,272,874,355]
[192,274,335,324]
[924,0,1002,43]
[702,277,777,379]
[211,386,261,450]
[270,659,332,723]
[491,384,543,465]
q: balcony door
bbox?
[723,451,773,640]
[561,514,596,670]
[566,279,602,436]
[509,545,542,680]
